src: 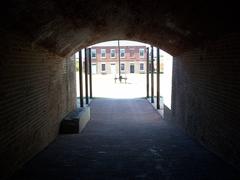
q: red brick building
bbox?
[90,46,147,74]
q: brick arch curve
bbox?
[1,2,240,178]
[2,0,239,57]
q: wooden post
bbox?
[84,48,89,104]
[157,48,160,109]
[118,40,121,78]
[88,48,93,98]
[151,46,154,103]
[79,50,84,107]
[146,47,149,98]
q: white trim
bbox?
[91,49,96,59]
[139,48,145,58]
[101,49,106,58]
[120,48,125,58]
[110,49,116,58]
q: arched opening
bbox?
[1,1,240,179]
[72,40,173,117]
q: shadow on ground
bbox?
[11,99,240,180]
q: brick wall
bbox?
[93,46,146,61]
[170,33,240,170]
[91,46,147,74]
[0,32,76,178]
[97,61,146,74]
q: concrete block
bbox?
[59,107,90,134]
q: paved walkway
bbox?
[12,99,239,179]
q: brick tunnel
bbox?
[1,1,240,179]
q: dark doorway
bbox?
[130,64,135,73]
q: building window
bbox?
[91,49,96,59]
[120,63,125,71]
[110,49,116,58]
[101,49,106,58]
[101,63,106,71]
[120,48,125,58]
[140,63,144,71]
[130,48,135,57]
[139,48,144,58]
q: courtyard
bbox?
[76,73,170,99]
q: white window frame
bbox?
[101,63,106,72]
[101,49,106,58]
[139,48,145,58]
[140,62,145,71]
[120,48,125,58]
[91,49,96,59]
[110,49,116,58]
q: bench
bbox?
[114,75,127,83]
[59,107,90,134]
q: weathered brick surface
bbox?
[0,33,76,178]
[170,33,240,170]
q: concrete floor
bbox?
[12,99,240,180]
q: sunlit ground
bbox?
[76,72,171,117]
[77,73,146,98]
[76,73,169,99]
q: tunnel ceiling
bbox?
[2,0,239,56]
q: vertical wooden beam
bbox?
[88,48,93,98]
[79,50,84,107]
[151,46,154,103]
[146,47,149,98]
[156,48,160,109]
[84,48,89,104]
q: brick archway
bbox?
[2,1,239,57]
[1,1,240,178]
